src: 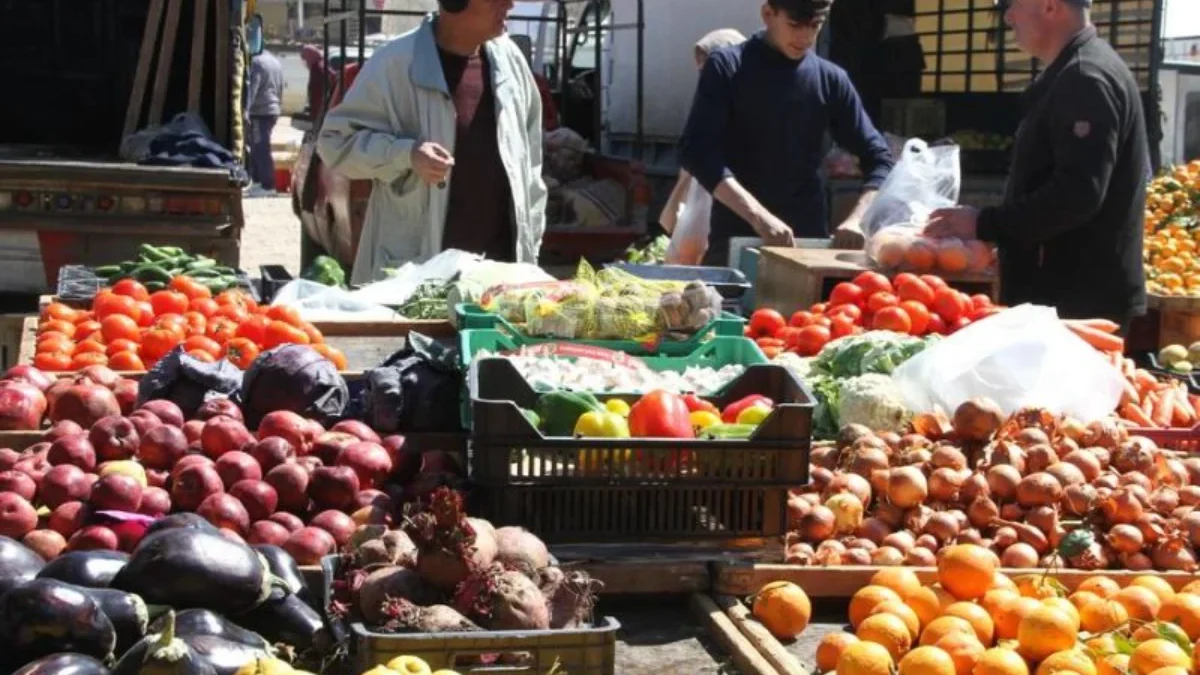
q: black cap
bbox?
[768,0,834,21]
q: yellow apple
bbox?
[430,671,462,675]
[359,667,399,675]
[384,656,432,675]
[98,460,147,487]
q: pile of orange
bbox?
[819,543,1200,675]
[34,276,347,372]
[870,232,996,275]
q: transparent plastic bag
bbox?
[268,279,396,321]
[664,178,711,265]
[892,304,1125,422]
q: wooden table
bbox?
[754,248,1000,316]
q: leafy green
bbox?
[811,331,938,379]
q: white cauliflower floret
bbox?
[837,373,911,433]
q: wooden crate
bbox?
[1147,293,1200,350]
[0,314,25,371]
[713,562,1199,598]
[755,248,1000,317]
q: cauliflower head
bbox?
[836,373,911,433]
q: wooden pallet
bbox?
[754,248,1000,317]
[713,561,1200,598]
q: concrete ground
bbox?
[239,117,306,277]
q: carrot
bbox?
[1122,358,1136,379]
[1151,391,1176,428]
[1121,401,1156,427]
[1063,318,1120,334]
[1133,369,1159,393]
[1190,394,1200,420]
[1064,322,1126,352]
[1173,388,1196,427]
[1120,378,1140,406]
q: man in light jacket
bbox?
[317,0,547,285]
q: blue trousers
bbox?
[249,115,278,190]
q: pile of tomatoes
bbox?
[746,271,1003,357]
[34,276,348,373]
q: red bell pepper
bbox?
[629,390,695,438]
[681,393,719,415]
[721,395,774,424]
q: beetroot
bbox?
[196,493,250,534]
[256,410,311,454]
[47,434,97,471]
[0,470,37,501]
[337,441,393,489]
[200,416,255,459]
[268,512,304,532]
[354,530,415,566]
[331,420,381,443]
[126,410,163,438]
[230,480,278,522]
[311,431,358,466]
[0,381,47,430]
[247,520,290,546]
[308,465,360,511]
[43,420,84,443]
[0,493,38,539]
[310,510,356,547]
[357,566,440,624]
[171,463,225,512]
[89,416,140,462]
[40,464,93,509]
[266,463,310,513]
[49,384,120,428]
[248,437,295,472]
[547,570,601,629]
[68,525,119,552]
[215,451,262,488]
[48,501,90,538]
[195,398,243,422]
[3,364,53,391]
[22,529,67,561]
[139,487,171,516]
[89,474,143,512]
[493,526,551,580]
[405,488,497,592]
[137,425,188,470]
[454,563,550,630]
[137,400,184,427]
[76,365,119,388]
[380,597,480,633]
[113,379,139,416]
[283,526,335,565]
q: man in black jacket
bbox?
[924,0,1149,332]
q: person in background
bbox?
[300,44,335,122]
[923,0,1148,333]
[658,28,746,264]
[245,47,285,196]
[316,0,546,286]
[678,0,894,266]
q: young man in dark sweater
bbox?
[678,0,895,265]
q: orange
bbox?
[750,581,811,640]
[995,596,1043,641]
[1036,649,1097,675]
[907,586,958,630]
[869,601,921,639]
[1017,606,1077,663]
[1041,598,1081,632]
[899,646,958,675]
[816,632,859,672]
[1115,586,1163,624]
[1155,593,1200,640]
[1132,622,1188,645]
[1078,599,1128,633]
[874,232,908,269]
[1144,668,1189,675]
[991,574,1017,592]
[1096,654,1130,675]
[935,632,986,675]
[920,616,977,647]
[1075,577,1120,599]
[965,239,994,272]
[904,238,937,271]
[973,647,1030,675]
[981,589,1021,619]
[1068,590,1103,611]
[1130,577,1176,605]
[851,586,903,629]
[1014,575,1063,600]
[943,602,995,646]
[871,568,923,600]
[838,640,895,675]
[938,545,997,601]
[1129,639,1190,675]
[936,240,970,273]
[857,612,913,661]
[1179,580,1200,595]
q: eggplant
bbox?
[111,529,279,615]
[0,579,116,667]
[149,609,272,652]
[144,513,217,537]
[0,534,45,596]
[179,635,269,675]
[79,586,151,655]
[37,550,129,588]
[251,544,312,606]
[111,611,216,675]
[236,593,329,653]
[13,653,111,675]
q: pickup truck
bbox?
[0,0,245,300]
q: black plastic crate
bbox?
[55,264,258,303]
[605,262,752,299]
[258,264,294,304]
[467,359,812,543]
[1145,353,1200,394]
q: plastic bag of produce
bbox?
[892,304,1124,421]
[240,344,349,428]
[664,178,712,265]
[362,333,462,432]
[137,347,244,417]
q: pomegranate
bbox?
[89,416,140,462]
[75,365,119,388]
[137,425,189,470]
[331,420,381,443]
[3,364,53,391]
[247,520,290,546]
[283,526,336,565]
[90,474,144,512]
[249,437,295,472]
[200,416,255,459]
[337,441,393,489]
[0,381,47,430]
[0,493,38,538]
[196,493,250,534]
[170,454,214,483]
[195,398,243,422]
[43,419,84,443]
[265,463,310,513]
[308,465,360,511]
[214,451,263,489]
[0,448,20,471]
[182,420,205,444]
[127,410,164,438]
[137,400,185,427]
[49,383,120,427]
[13,454,52,485]
[268,511,304,532]
[229,479,278,522]
[171,463,225,512]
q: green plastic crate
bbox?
[454,302,746,356]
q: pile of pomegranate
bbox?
[0,364,460,564]
[788,400,1200,572]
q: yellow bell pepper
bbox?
[604,398,631,417]
[689,410,722,432]
[574,410,631,437]
[736,404,772,426]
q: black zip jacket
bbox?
[976,27,1149,324]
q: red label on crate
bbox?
[500,342,652,371]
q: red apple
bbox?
[182,420,205,444]
[0,448,20,471]
[89,474,143,512]
[40,464,93,509]
[0,493,38,539]
[197,493,250,534]
[310,432,358,466]
[137,425,189,470]
[331,420,381,443]
[137,400,184,427]
[170,454,213,483]
[42,419,84,443]
[265,463,309,513]
[214,451,262,489]
[230,480,278,522]
[47,434,97,471]
[171,463,224,512]
[283,526,335,564]
[48,501,90,537]
[248,437,295,472]
[15,454,52,486]
[89,416,140,462]
[297,456,323,474]
[268,511,304,533]
[309,509,356,547]
[23,528,67,560]
[201,416,255,459]
[195,398,243,422]
[127,410,163,438]
[68,525,119,551]
[337,441,393,490]
[139,486,171,516]
[246,520,290,546]
[257,411,311,454]
[146,469,169,489]
[3,364,53,391]
[113,379,139,416]
[0,470,37,501]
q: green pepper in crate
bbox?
[535,391,605,437]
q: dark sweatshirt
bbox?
[976,27,1149,324]
[679,32,893,264]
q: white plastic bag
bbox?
[862,138,962,269]
[664,178,711,265]
[268,279,396,321]
[892,304,1126,422]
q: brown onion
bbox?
[905,547,936,566]
[877,431,902,450]
[1091,447,1112,469]
[813,547,843,566]
[882,530,915,553]
[1053,437,1079,458]
[811,446,839,470]
[995,519,1050,554]
[1062,449,1102,482]
[987,465,1022,501]
[1150,487,1180,515]
[898,434,933,452]
[887,466,928,508]
[1181,511,1200,547]
[1135,512,1168,546]
[798,505,835,541]
[1025,444,1059,473]
[1184,457,1200,485]
[993,526,1018,549]
[985,441,1026,473]
[915,533,939,552]
[956,528,983,545]
[1106,523,1144,553]
[809,466,834,491]
[1046,462,1086,488]
[1014,428,1050,448]
[1026,505,1059,535]
[1060,417,1087,442]
[1063,483,1097,516]
[847,445,890,479]
[843,548,871,566]
[905,505,934,533]
[1016,472,1064,507]
[931,445,968,471]
[961,473,990,503]
[856,517,893,546]
[1159,458,1189,488]
[1113,438,1156,474]
[787,494,811,528]
[1082,419,1126,449]
[836,425,875,450]
[847,537,877,552]
[1152,540,1198,571]
[824,473,872,506]
[929,467,968,503]
[967,496,1000,529]
[874,502,906,529]
[784,543,815,565]
[899,449,933,467]
[1119,471,1153,492]
[802,493,822,507]
[817,539,846,553]
[1181,486,1200,507]
[1120,551,1153,570]
[1101,488,1144,525]
[871,546,905,566]
[924,512,961,543]
[999,503,1026,521]
[1093,473,1119,490]
[1001,542,1040,567]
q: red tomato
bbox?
[789,311,815,328]
[810,303,828,315]
[893,273,920,289]
[970,294,992,311]
[149,290,189,317]
[812,315,833,329]
[776,327,802,349]
[748,309,787,338]
[948,316,972,333]
[899,300,931,335]
[866,292,899,314]
[926,313,948,335]
[921,274,950,292]
[828,303,863,324]
[852,271,893,297]
[794,325,832,356]
[828,282,865,308]
[931,287,968,322]
[872,306,913,334]
[830,314,856,338]
[896,277,936,307]
[112,279,150,302]
[755,337,786,350]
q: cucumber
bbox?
[137,244,173,263]
[93,265,122,278]
[132,264,173,284]
[120,261,140,273]
[144,281,167,292]
[185,259,216,271]
[186,268,221,279]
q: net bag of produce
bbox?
[240,344,349,428]
[137,347,244,417]
[362,333,462,433]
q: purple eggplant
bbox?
[76,586,151,655]
[36,550,129,588]
[0,578,116,667]
[0,534,45,596]
[250,544,311,606]
[176,635,268,675]
[235,593,329,653]
[111,529,281,615]
[111,611,215,675]
[144,513,216,537]
[12,653,110,675]
[149,609,271,652]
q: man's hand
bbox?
[924,206,980,240]
[411,142,455,186]
[755,212,795,247]
[831,219,866,249]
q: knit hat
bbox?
[695,29,746,57]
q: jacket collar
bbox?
[410,15,512,95]
[1022,25,1096,105]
